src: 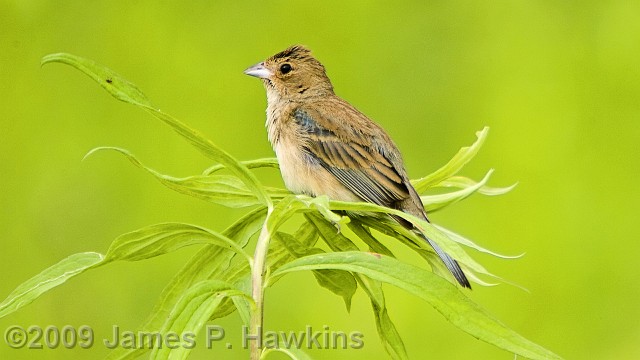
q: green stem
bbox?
[250,207,273,360]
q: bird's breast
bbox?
[273,132,359,202]
[266,100,360,201]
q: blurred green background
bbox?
[1,1,639,359]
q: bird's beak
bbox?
[244,62,273,79]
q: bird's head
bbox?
[244,45,334,101]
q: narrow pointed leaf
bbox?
[42,53,272,208]
[150,280,252,360]
[437,176,518,196]
[357,276,408,360]
[412,127,489,192]
[41,53,153,106]
[105,207,267,360]
[272,252,561,360]
[435,225,523,260]
[261,347,313,360]
[421,169,495,213]
[204,157,279,175]
[104,223,252,264]
[322,197,493,279]
[0,253,104,318]
[348,220,395,257]
[274,231,357,311]
[305,213,359,252]
[86,147,262,208]
[306,213,407,359]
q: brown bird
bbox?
[244,45,470,288]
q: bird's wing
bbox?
[292,104,411,208]
[293,103,472,289]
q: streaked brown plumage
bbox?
[245,45,470,288]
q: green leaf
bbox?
[438,175,517,196]
[261,346,314,360]
[301,195,348,226]
[42,53,272,208]
[265,195,347,239]
[104,223,252,265]
[305,213,359,252]
[148,207,265,322]
[86,147,262,208]
[395,219,496,282]
[347,220,395,257]
[207,216,323,321]
[360,277,408,360]
[421,169,495,213]
[412,127,489,192]
[263,221,321,288]
[305,214,407,359]
[41,53,153,106]
[272,252,561,360]
[231,292,254,327]
[204,157,280,175]
[435,225,523,260]
[150,280,252,360]
[317,197,495,281]
[105,207,267,360]
[0,253,104,318]
[273,231,357,311]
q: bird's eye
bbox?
[280,63,292,74]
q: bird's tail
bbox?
[389,211,471,288]
[421,233,471,289]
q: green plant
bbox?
[0,53,561,360]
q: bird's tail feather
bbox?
[390,213,472,289]
[422,234,471,289]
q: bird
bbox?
[244,45,471,289]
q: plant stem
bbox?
[250,207,273,360]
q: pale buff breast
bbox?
[274,133,360,202]
[266,98,361,202]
